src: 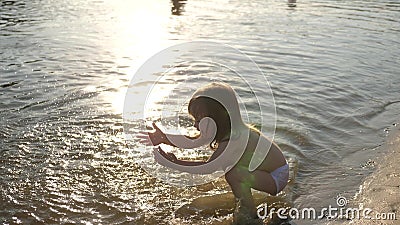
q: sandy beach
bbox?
[329,126,400,225]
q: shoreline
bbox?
[329,126,400,225]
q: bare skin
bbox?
[142,123,287,218]
[137,83,289,222]
[224,129,287,218]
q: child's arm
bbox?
[137,122,196,146]
[148,122,199,147]
[142,118,216,149]
[155,140,229,168]
[154,145,227,174]
[155,147,207,166]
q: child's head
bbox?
[188,96,231,143]
[188,82,243,144]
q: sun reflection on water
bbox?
[98,0,182,114]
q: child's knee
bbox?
[225,166,248,184]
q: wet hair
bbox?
[188,96,231,149]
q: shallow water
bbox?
[1,0,399,224]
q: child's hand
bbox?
[137,122,167,146]
[153,147,178,165]
[149,122,167,145]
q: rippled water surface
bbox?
[1,0,399,224]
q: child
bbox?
[139,82,289,223]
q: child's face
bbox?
[193,114,206,131]
[189,101,208,131]
[193,118,201,131]
[192,112,207,131]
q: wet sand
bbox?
[329,127,400,225]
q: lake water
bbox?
[1,0,399,224]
